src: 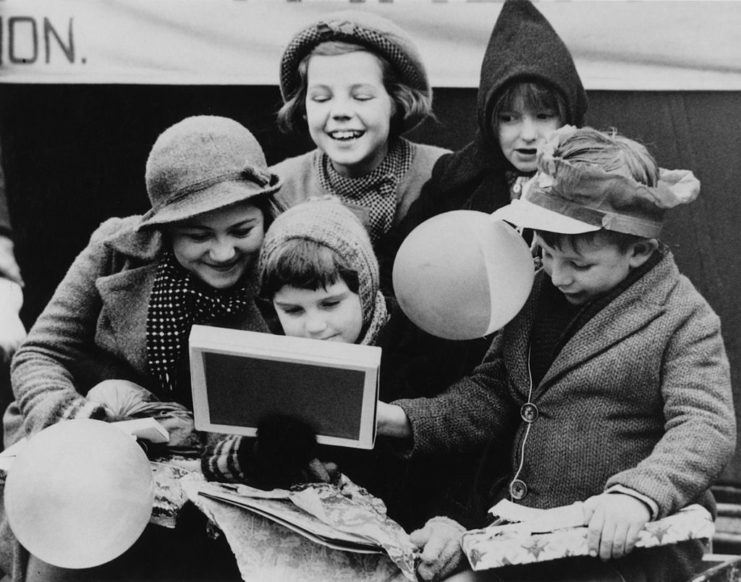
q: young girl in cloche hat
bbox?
[1,115,281,582]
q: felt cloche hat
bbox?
[138,116,280,229]
[279,11,430,112]
[258,196,379,323]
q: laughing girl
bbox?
[273,11,448,293]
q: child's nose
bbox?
[520,117,537,141]
[549,264,572,287]
[305,311,327,334]
[329,96,353,119]
[209,240,236,262]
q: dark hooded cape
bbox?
[377,2,588,525]
[392,0,588,238]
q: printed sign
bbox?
[1,1,740,89]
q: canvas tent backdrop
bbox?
[0,0,740,488]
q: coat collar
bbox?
[95,263,158,373]
[505,250,678,395]
[103,215,165,261]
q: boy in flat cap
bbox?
[379,126,736,581]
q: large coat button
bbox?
[509,479,528,500]
[520,402,539,423]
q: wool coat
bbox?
[7,216,270,445]
[272,139,448,298]
[272,140,447,227]
[395,250,736,520]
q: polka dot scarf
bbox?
[316,137,412,245]
[146,252,254,395]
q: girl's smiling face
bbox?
[168,201,265,290]
[305,50,396,178]
[272,280,363,344]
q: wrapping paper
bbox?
[149,456,202,529]
[184,477,417,582]
[462,503,714,571]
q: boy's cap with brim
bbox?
[138,116,280,230]
[279,11,430,128]
[493,127,701,238]
[493,197,600,235]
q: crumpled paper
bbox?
[149,456,202,529]
[184,476,417,582]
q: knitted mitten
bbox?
[202,413,319,490]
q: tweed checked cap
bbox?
[139,116,280,229]
[259,197,379,322]
[279,11,430,103]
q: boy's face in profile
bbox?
[272,279,363,343]
[537,234,638,305]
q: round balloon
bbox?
[393,211,535,340]
[5,419,154,569]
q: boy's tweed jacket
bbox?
[394,250,736,520]
[7,216,269,444]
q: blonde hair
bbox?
[536,127,661,251]
[556,127,659,187]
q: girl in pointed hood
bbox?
[375,0,588,430]
[393,0,587,232]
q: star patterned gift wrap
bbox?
[462,503,714,571]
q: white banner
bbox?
[1,0,740,90]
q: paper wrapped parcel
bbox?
[462,501,714,571]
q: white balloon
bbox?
[393,211,535,340]
[5,419,154,569]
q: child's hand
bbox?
[376,402,411,438]
[410,516,466,581]
[583,493,650,561]
[0,277,25,362]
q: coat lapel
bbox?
[539,255,675,390]
[503,276,541,397]
[95,264,158,374]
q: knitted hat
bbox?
[259,197,379,323]
[138,116,280,229]
[477,0,588,146]
[493,127,701,237]
[279,11,430,113]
